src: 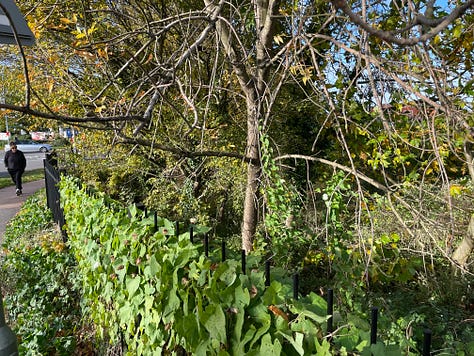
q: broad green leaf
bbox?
[298,309,328,324]
[119,304,132,322]
[371,341,389,356]
[336,326,360,351]
[163,288,180,323]
[216,262,238,286]
[232,325,257,355]
[279,331,305,355]
[202,304,227,344]
[149,254,160,276]
[315,338,332,355]
[234,283,250,308]
[126,275,141,297]
[260,333,282,354]
[176,314,201,350]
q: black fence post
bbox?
[43,159,51,209]
[221,240,226,262]
[189,225,194,243]
[327,289,334,336]
[423,329,432,356]
[370,307,378,345]
[44,158,67,242]
[293,274,299,300]
[204,233,209,257]
[265,260,271,287]
[154,212,158,233]
[241,249,246,275]
[175,221,179,237]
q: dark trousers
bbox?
[8,169,23,190]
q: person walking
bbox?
[4,141,27,196]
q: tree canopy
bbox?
[0,0,473,268]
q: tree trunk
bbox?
[465,141,474,182]
[241,100,261,252]
[205,0,278,252]
[452,143,474,267]
[452,214,474,267]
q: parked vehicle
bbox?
[4,140,52,153]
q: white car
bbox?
[4,140,53,153]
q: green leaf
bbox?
[232,325,257,355]
[202,304,227,344]
[163,288,180,323]
[384,344,402,356]
[298,309,328,324]
[336,327,360,351]
[126,275,141,297]
[216,262,238,286]
[149,254,160,276]
[231,308,245,344]
[176,313,201,349]
[306,292,327,314]
[371,341,386,356]
[234,283,250,308]
[279,331,305,355]
[119,304,132,322]
[314,338,332,355]
[260,333,282,354]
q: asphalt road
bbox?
[0,151,47,178]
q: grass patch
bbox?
[0,169,45,189]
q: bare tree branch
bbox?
[274,154,391,193]
[331,0,474,46]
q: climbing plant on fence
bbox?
[60,175,419,355]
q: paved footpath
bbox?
[0,180,45,242]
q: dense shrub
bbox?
[0,192,82,355]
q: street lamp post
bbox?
[0,0,36,138]
[0,292,18,355]
[0,2,34,353]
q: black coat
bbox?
[4,149,27,171]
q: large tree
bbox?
[1,0,473,262]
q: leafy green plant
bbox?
[0,191,82,355]
[259,132,310,270]
[59,175,424,355]
[60,176,332,354]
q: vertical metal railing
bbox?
[43,158,67,242]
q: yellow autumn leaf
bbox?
[87,23,97,36]
[95,105,106,114]
[97,48,108,60]
[301,67,312,85]
[274,34,284,45]
[449,184,463,197]
[60,17,75,25]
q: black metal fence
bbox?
[43,177,434,355]
[43,157,66,242]
[187,225,433,355]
